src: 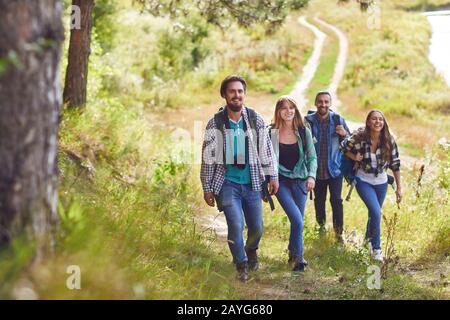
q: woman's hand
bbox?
[306,177,315,192]
[353,152,363,162]
[395,188,402,205]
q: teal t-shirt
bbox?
[224,117,251,184]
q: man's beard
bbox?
[317,108,329,116]
[228,103,243,112]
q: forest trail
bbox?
[155,16,430,298]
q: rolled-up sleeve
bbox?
[340,133,359,154]
[200,118,217,193]
[305,127,317,179]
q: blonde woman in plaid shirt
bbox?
[341,110,402,261]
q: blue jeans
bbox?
[220,180,263,264]
[275,177,308,259]
[355,181,387,250]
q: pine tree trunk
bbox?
[0,0,64,259]
[63,0,95,108]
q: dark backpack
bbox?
[213,106,259,165]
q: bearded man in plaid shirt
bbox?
[200,75,278,282]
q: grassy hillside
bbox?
[303,0,450,157]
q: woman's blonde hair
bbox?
[271,96,305,130]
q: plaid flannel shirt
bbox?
[200,106,278,195]
[340,131,401,175]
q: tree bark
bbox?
[0,0,64,259]
[63,0,95,108]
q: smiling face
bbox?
[279,101,296,122]
[367,111,385,133]
[315,93,331,117]
[224,81,245,112]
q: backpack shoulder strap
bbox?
[246,107,258,131]
[298,126,308,152]
[214,108,226,131]
[245,107,259,152]
[267,123,273,139]
[333,112,341,130]
[213,108,227,164]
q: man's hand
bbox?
[336,125,347,137]
[306,177,315,192]
[204,192,215,207]
[268,180,279,195]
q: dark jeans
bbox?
[313,175,344,234]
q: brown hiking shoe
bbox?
[245,249,259,271]
[236,261,249,282]
[335,230,345,244]
[292,256,307,272]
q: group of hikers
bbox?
[200,75,402,282]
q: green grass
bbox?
[239,152,449,299]
[306,28,339,105]
[399,143,426,158]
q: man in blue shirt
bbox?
[305,92,350,242]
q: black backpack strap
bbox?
[304,116,315,139]
[333,112,341,130]
[246,107,258,131]
[298,126,308,152]
[214,108,227,165]
[333,112,346,142]
[245,107,259,153]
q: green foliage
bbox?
[152,14,210,80]
[93,0,118,52]
[135,0,310,31]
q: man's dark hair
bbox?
[315,91,332,103]
[220,75,247,98]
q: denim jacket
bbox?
[305,111,350,178]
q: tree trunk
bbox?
[63,0,95,108]
[0,0,64,259]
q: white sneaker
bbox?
[372,249,383,262]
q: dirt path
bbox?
[314,17,348,109]
[289,16,327,108]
